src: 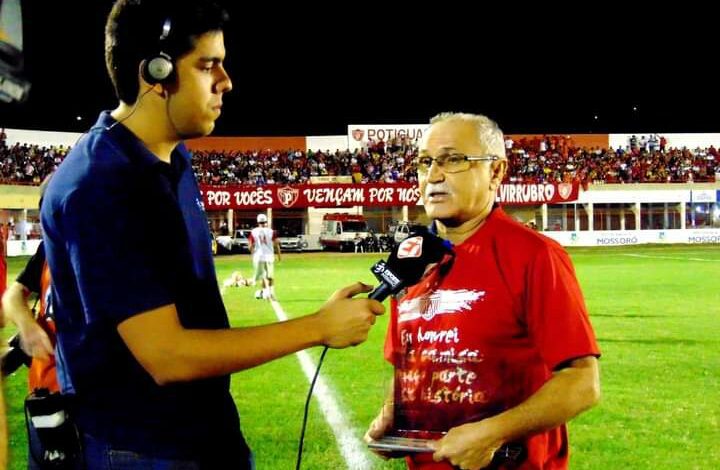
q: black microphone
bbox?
[368,226,453,302]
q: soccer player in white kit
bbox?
[249,214,281,300]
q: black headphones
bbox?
[141,17,174,84]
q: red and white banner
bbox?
[200,182,579,210]
[201,183,421,210]
[496,182,580,205]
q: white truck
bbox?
[319,213,369,252]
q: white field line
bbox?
[270,299,373,470]
[621,253,716,262]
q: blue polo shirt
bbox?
[41,112,249,464]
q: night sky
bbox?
[0,1,716,137]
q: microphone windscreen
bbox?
[384,226,452,286]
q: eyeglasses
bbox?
[414,154,501,174]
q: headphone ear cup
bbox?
[142,52,174,84]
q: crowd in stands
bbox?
[1,133,717,186]
[192,136,418,186]
[0,138,69,185]
[505,135,718,185]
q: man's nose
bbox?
[425,159,445,182]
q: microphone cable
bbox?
[296,286,386,470]
[295,345,329,470]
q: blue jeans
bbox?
[80,433,255,470]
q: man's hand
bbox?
[431,420,504,470]
[315,282,384,348]
[364,402,400,460]
[19,322,54,360]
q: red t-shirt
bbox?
[384,208,600,470]
[0,225,8,294]
[28,262,59,392]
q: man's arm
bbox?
[1,282,53,360]
[273,238,282,261]
[0,375,6,470]
[118,282,384,385]
[432,356,600,469]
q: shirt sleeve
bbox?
[525,243,600,370]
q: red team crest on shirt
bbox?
[277,186,299,208]
[397,236,423,259]
[398,289,486,322]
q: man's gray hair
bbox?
[429,112,506,160]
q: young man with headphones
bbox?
[40,1,384,468]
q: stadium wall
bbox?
[507,134,609,148]
[4,128,81,147]
[185,136,306,152]
[0,184,39,208]
[306,135,347,152]
[608,133,720,150]
[542,228,720,247]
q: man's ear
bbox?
[137,60,166,98]
[489,159,507,189]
